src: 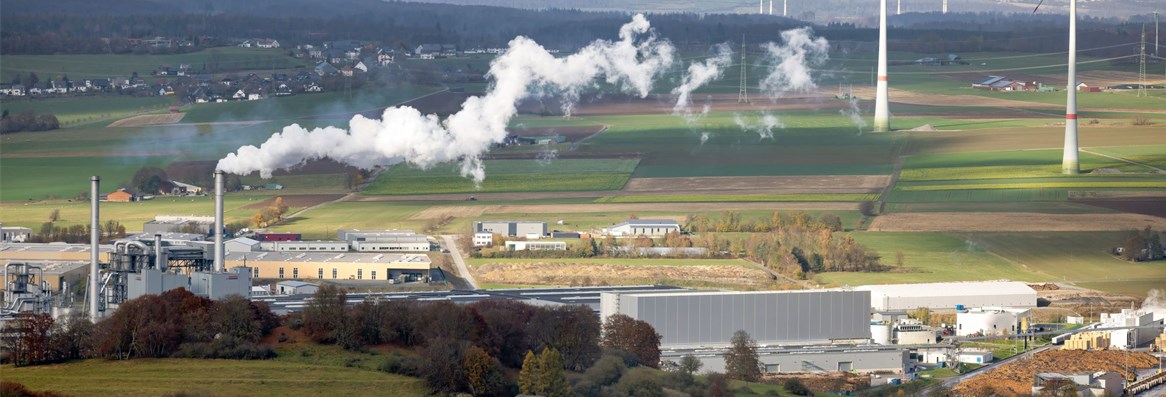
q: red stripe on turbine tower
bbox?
[1066,114,1077,119]
[877,76,888,81]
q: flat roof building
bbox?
[601,289,871,349]
[855,281,1037,311]
[474,221,546,238]
[227,252,432,283]
[607,219,680,237]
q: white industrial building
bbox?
[473,232,493,247]
[339,230,432,252]
[607,219,681,237]
[956,307,1031,336]
[1,226,33,242]
[855,281,1037,311]
[225,237,261,253]
[474,221,546,238]
[276,280,319,295]
[662,345,910,375]
[869,312,937,345]
[601,289,871,349]
[957,349,993,365]
[260,240,349,252]
[1100,309,1163,349]
[505,241,567,251]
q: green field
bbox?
[467,257,755,268]
[264,202,430,239]
[0,196,278,231]
[964,232,1165,286]
[816,232,1045,286]
[0,48,310,82]
[0,96,175,126]
[364,159,639,195]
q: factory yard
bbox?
[868,212,1166,232]
[953,349,1160,397]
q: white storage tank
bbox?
[871,323,893,345]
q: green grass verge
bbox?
[815,232,1045,287]
[0,357,427,397]
[594,193,878,203]
[364,159,639,195]
[0,156,172,202]
[963,232,1166,289]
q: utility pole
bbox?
[738,35,750,103]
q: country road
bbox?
[441,235,478,290]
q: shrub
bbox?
[378,351,422,376]
[783,379,813,396]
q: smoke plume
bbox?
[733,112,783,140]
[673,43,733,117]
[759,28,830,98]
[1141,288,1166,322]
[217,14,675,181]
[840,97,867,135]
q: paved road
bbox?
[441,235,478,290]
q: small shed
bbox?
[276,280,319,295]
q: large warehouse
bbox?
[855,281,1037,311]
[600,290,871,348]
[661,345,909,375]
[473,221,546,238]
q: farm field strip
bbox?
[816,232,1046,286]
[364,159,639,195]
[868,212,1166,232]
[896,181,1166,191]
[594,193,878,203]
[0,195,285,231]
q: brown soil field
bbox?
[1073,197,1166,218]
[851,87,1061,111]
[953,349,1158,396]
[868,212,1166,232]
[3,150,186,158]
[399,202,859,219]
[473,261,773,288]
[107,113,185,127]
[626,175,889,194]
[243,194,345,209]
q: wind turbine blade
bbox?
[1032,0,1044,15]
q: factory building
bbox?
[143,216,214,235]
[474,221,546,238]
[855,281,1037,311]
[600,290,871,349]
[606,219,681,237]
[956,307,1031,336]
[1100,309,1163,349]
[505,241,567,251]
[0,243,110,262]
[276,280,319,295]
[227,252,432,283]
[1,226,33,243]
[350,236,431,252]
[869,312,937,345]
[260,240,349,252]
[473,233,493,247]
[2,262,88,294]
[661,345,909,375]
[225,237,261,253]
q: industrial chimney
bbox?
[214,170,225,272]
[1062,0,1079,174]
[873,0,891,132]
[89,176,100,322]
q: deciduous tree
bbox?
[724,330,761,382]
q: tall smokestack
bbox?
[214,170,225,271]
[1062,0,1079,174]
[89,176,99,322]
[154,234,164,272]
[873,0,891,132]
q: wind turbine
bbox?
[873,0,891,132]
[1035,0,1078,174]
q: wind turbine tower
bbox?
[760,0,764,14]
[874,0,891,132]
[897,0,901,15]
[770,0,774,14]
[1062,0,1079,174]
[1139,25,1147,97]
[942,0,948,14]
[784,0,788,16]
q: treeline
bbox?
[0,110,60,134]
[1115,226,1165,262]
[689,211,885,277]
[0,289,278,366]
[0,0,1149,56]
[28,220,127,243]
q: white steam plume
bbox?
[733,112,783,140]
[1141,289,1166,322]
[217,14,674,181]
[840,97,867,135]
[672,43,733,117]
[759,28,830,99]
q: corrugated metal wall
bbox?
[620,290,871,348]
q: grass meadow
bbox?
[0,195,282,231]
[0,48,310,82]
[364,159,640,195]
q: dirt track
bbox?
[869,212,1166,232]
[107,113,185,127]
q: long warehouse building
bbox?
[600,290,871,348]
[855,281,1037,312]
